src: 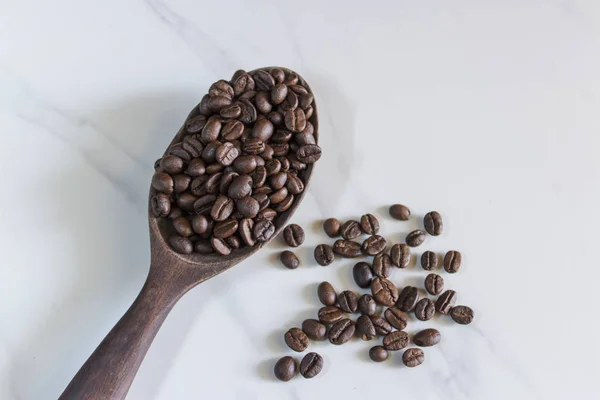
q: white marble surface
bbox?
[2,1,600,399]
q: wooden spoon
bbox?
[59,67,318,400]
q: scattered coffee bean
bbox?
[328,318,355,345]
[369,346,389,362]
[406,230,426,247]
[389,204,410,220]
[302,319,327,340]
[357,294,377,316]
[424,211,443,236]
[340,220,362,240]
[397,286,419,312]
[353,262,374,288]
[356,315,377,340]
[402,348,424,367]
[299,352,323,379]
[314,244,335,266]
[274,356,297,382]
[390,243,411,268]
[372,253,393,278]
[323,218,341,237]
[450,305,474,325]
[435,290,457,315]
[384,307,408,331]
[337,290,358,313]
[383,331,410,351]
[362,235,387,256]
[371,277,399,306]
[333,239,362,258]
[284,327,309,352]
[414,298,436,321]
[360,213,380,235]
[318,306,345,325]
[283,224,304,247]
[413,328,441,347]
[421,251,438,271]
[370,315,393,336]
[280,251,299,269]
[317,281,337,306]
[444,250,462,273]
[424,273,444,295]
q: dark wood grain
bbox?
[59,67,318,400]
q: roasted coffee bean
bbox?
[362,235,387,256]
[383,331,410,351]
[284,72,299,85]
[201,118,222,144]
[280,91,299,111]
[173,216,193,237]
[323,218,341,238]
[397,286,419,312]
[328,318,355,345]
[337,290,358,313]
[204,173,223,194]
[390,243,411,268]
[369,346,389,362]
[205,163,223,175]
[257,208,277,220]
[357,294,377,316]
[201,141,221,164]
[233,155,257,175]
[424,273,444,295]
[271,143,289,157]
[286,174,304,194]
[210,195,234,221]
[371,277,399,306]
[193,194,216,215]
[413,328,441,347]
[268,111,284,126]
[415,298,436,321]
[243,137,265,155]
[333,239,362,258]
[269,171,287,190]
[302,319,327,340]
[194,240,214,254]
[450,305,474,325]
[190,176,209,196]
[271,130,292,144]
[271,83,288,105]
[222,120,244,140]
[389,204,411,220]
[269,187,289,204]
[283,224,304,247]
[186,158,207,178]
[209,80,234,100]
[219,103,241,119]
[444,250,462,273]
[289,84,308,95]
[424,211,443,236]
[211,236,232,255]
[160,155,185,174]
[182,135,203,158]
[421,251,438,271]
[215,142,240,166]
[152,172,174,194]
[353,262,374,289]
[170,235,193,254]
[360,213,380,235]
[371,315,392,336]
[253,70,275,91]
[198,94,211,115]
[225,234,241,249]
[236,196,259,218]
[373,253,392,278]
[299,352,323,379]
[406,230,426,247]
[251,166,266,188]
[299,92,314,109]
[213,219,238,239]
[273,194,294,213]
[207,96,231,112]
[254,219,275,242]
[170,145,192,163]
[270,68,285,83]
[238,218,255,246]
[340,220,362,240]
[317,281,336,306]
[384,307,408,331]
[177,193,198,213]
[314,244,334,266]
[255,91,272,114]
[173,174,191,194]
[403,348,424,367]
[435,290,457,315]
[274,356,297,382]
[228,174,253,200]
[151,193,171,217]
[185,115,207,133]
[318,306,344,325]
[285,327,309,352]
[265,159,281,176]
[280,250,299,269]
[200,218,214,239]
[232,72,255,96]
[168,207,183,220]
[253,193,270,211]
[238,98,257,124]
[279,157,290,171]
[296,144,322,163]
[285,108,307,133]
[356,315,376,341]
[252,118,274,141]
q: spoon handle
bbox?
[59,273,183,400]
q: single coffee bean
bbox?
[424,273,444,295]
[450,305,474,325]
[204,172,223,194]
[252,118,274,141]
[173,174,191,194]
[270,68,285,83]
[333,239,362,258]
[362,235,387,256]
[194,240,214,254]
[243,137,265,155]
[274,356,297,382]
[185,115,207,133]
[383,331,410,351]
[251,166,266,188]
[201,141,221,163]
[369,346,389,362]
[173,216,193,237]
[370,315,392,336]
[269,171,288,190]
[232,72,254,96]
[278,156,290,171]
[222,120,244,140]
[280,250,299,269]
[219,102,241,119]
[317,281,337,306]
[435,290,457,315]
[152,172,174,194]
[302,319,327,340]
[201,117,222,144]
[253,193,270,211]
[397,286,419,312]
[187,158,208,178]
[282,224,304,247]
[253,186,272,196]
[318,306,344,325]
[271,83,288,105]
[424,211,443,236]
[360,213,380,235]
[215,142,240,166]
[444,250,462,273]
[151,193,171,217]
[286,173,304,194]
[413,328,441,347]
[257,208,277,220]
[176,192,199,213]
[253,70,275,91]
[211,236,232,255]
[193,194,216,215]
[402,348,425,367]
[233,155,257,174]
[406,230,426,247]
[159,155,185,175]
[271,130,292,144]
[299,352,323,379]
[371,277,399,306]
[356,315,376,340]
[340,220,362,240]
[268,111,284,126]
[296,144,322,163]
[390,243,410,269]
[238,218,255,246]
[200,219,214,239]
[209,79,234,99]
[210,195,234,221]
[235,196,259,218]
[357,294,377,315]
[168,207,183,220]
[285,327,309,352]
[389,204,411,220]
[328,318,355,345]
[255,90,272,114]
[414,298,436,321]
[384,307,408,331]
[228,174,253,200]
[190,175,209,196]
[265,159,281,176]
[421,251,438,271]
[254,218,275,242]
[212,219,238,239]
[169,235,193,254]
[238,98,257,124]
[314,244,335,266]
[337,290,358,313]
[323,218,341,237]
[225,234,241,249]
[269,187,289,204]
[372,253,392,278]
[299,92,314,109]
[273,191,294,211]
[353,262,374,289]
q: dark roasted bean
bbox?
[403,348,425,367]
[302,319,327,340]
[328,318,355,345]
[152,172,174,194]
[151,193,171,217]
[280,250,299,269]
[414,298,436,321]
[383,331,410,351]
[424,211,443,236]
[337,290,358,313]
[296,144,322,163]
[362,235,387,256]
[314,244,334,266]
[390,243,410,268]
[370,315,393,336]
[450,305,474,325]
[371,277,399,306]
[253,218,275,242]
[413,328,441,347]
[406,230,426,247]
[369,346,389,362]
[238,218,255,246]
[389,204,410,220]
[340,220,362,240]
[213,219,238,239]
[318,306,344,325]
[360,213,380,235]
[333,239,362,258]
[169,235,193,254]
[299,352,323,379]
[384,307,408,331]
[421,251,438,271]
[424,273,444,295]
[274,356,297,382]
[173,216,193,237]
[356,315,376,341]
[397,286,419,312]
[285,327,309,352]
[283,224,304,247]
[323,218,341,238]
[444,250,462,273]
[435,290,457,315]
[317,281,337,306]
[211,236,232,255]
[372,253,392,278]
[353,262,374,289]
[210,195,234,221]
[357,294,377,316]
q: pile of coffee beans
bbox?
[273,204,475,380]
[150,67,321,255]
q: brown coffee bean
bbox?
[215,142,240,166]
[257,208,277,220]
[383,331,409,351]
[362,235,387,256]
[328,318,355,345]
[450,305,474,325]
[210,195,234,221]
[233,155,257,174]
[253,219,275,242]
[337,290,358,313]
[159,155,184,175]
[238,218,255,246]
[384,307,408,331]
[340,220,362,240]
[414,298,436,321]
[370,315,392,336]
[286,173,304,194]
[193,194,216,215]
[190,176,209,196]
[333,239,362,258]
[390,243,411,268]
[356,315,376,341]
[296,144,322,163]
[353,262,374,289]
[360,213,380,235]
[169,235,193,254]
[253,70,275,90]
[172,174,191,194]
[152,172,174,194]
[269,187,289,204]
[175,193,197,213]
[299,352,323,379]
[302,319,327,340]
[236,196,259,218]
[251,166,266,188]
[406,230,426,247]
[435,290,457,315]
[173,216,193,237]
[285,108,307,133]
[271,83,288,105]
[228,174,253,200]
[323,218,341,238]
[201,117,222,144]
[280,91,298,111]
[225,234,241,249]
[397,286,419,312]
[372,253,392,278]
[219,103,241,119]
[238,98,257,124]
[273,356,297,382]
[371,277,399,306]
[318,306,344,324]
[255,91,272,114]
[369,346,389,362]
[211,236,232,255]
[424,211,443,236]
[204,172,223,194]
[168,207,183,220]
[357,294,377,315]
[314,244,335,266]
[185,115,207,133]
[424,273,444,295]
[402,348,425,367]
[285,327,309,352]
[317,281,337,306]
[413,328,441,347]
[269,171,287,190]
[268,111,284,126]
[421,251,438,271]
[444,250,462,273]
[280,250,299,269]
[389,204,410,220]
[283,224,305,247]
[194,240,214,254]
[265,159,281,176]
[201,141,221,163]
[222,120,244,140]
[232,72,255,96]
[151,193,171,217]
[270,68,285,83]
[252,118,274,141]
[213,219,238,239]
[209,80,234,100]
